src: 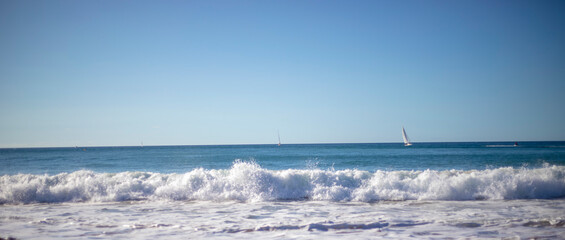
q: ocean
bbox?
[1,142,565,239]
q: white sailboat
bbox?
[402,127,412,146]
[277,131,281,146]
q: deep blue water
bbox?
[1,142,564,175]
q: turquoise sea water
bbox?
[2,142,564,175]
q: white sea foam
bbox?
[1,161,564,204]
[2,199,564,239]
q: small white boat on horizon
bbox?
[402,127,412,146]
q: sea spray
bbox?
[1,161,565,204]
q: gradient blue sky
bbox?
[1,0,564,147]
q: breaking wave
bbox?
[1,161,564,204]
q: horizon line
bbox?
[1,140,564,149]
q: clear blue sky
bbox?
[1,0,564,147]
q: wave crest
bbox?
[1,162,564,204]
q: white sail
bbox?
[402,127,412,146]
[277,131,281,146]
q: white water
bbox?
[1,200,564,239]
[2,162,565,239]
[1,162,565,204]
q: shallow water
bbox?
[1,199,565,239]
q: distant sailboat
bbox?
[402,127,412,146]
[277,131,281,146]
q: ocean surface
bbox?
[1,142,565,239]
